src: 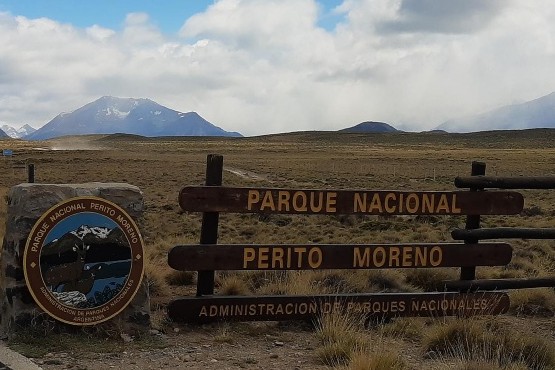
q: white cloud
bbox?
[0,1,555,135]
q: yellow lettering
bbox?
[451,194,462,213]
[310,192,324,213]
[258,247,269,268]
[436,194,450,213]
[402,247,413,267]
[272,248,284,268]
[292,192,308,212]
[244,248,255,268]
[294,247,307,268]
[308,247,322,268]
[422,194,434,213]
[278,191,290,212]
[373,247,386,267]
[326,192,337,212]
[389,247,400,267]
[247,190,260,210]
[353,247,370,267]
[415,247,427,266]
[261,192,276,211]
[369,193,383,213]
[430,246,442,266]
[406,193,419,214]
[353,193,366,212]
[384,193,396,213]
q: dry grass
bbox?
[3,132,555,366]
[315,310,369,365]
[339,351,407,370]
[424,317,555,369]
[509,288,555,316]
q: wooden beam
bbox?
[456,176,555,189]
[179,186,524,215]
[169,243,512,271]
[168,292,510,323]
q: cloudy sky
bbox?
[0,0,554,136]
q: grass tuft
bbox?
[340,351,407,370]
[217,275,250,296]
[509,288,555,316]
[424,318,555,369]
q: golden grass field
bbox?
[2,130,555,369]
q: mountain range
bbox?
[437,92,555,132]
[25,96,241,140]
[2,90,555,139]
[1,124,36,138]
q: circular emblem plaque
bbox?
[24,197,144,325]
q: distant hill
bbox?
[0,127,7,138]
[438,91,555,132]
[339,121,399,133]
[1,124,36,138]
[26,96,242,140]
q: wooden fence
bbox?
[167,155,554,323]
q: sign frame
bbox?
[179,186,524,215]
[168,243,513,271]
[168,292,510,323]
[23,196,145,326]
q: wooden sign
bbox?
[179,186,523,215]
[168,292,510,323]
[168,243,512,271]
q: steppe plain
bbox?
[1,129,555,369]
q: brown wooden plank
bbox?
[167,292,510,323]
[452,227,555,240]
[179,186,524,215]
[168,243,512,271]
[442,278,555,291]
[456,175,555,189]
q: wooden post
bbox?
[27,163,35,183]
[196,154,223,296]
[460,161,485,281]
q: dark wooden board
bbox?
[442,277,555,291]
[168,292,510,323]
[455,176,555,189]
[168,243,512,271]
[179,186,523,215]
[452,227,555,240]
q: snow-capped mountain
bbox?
[26,96,242,140]
[1,124,36,138]
[0,127,7,138]
[71,225,111,240]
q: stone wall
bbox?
[0,183,149,337]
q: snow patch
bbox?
[71,225,111,240]
[102,107,130,118]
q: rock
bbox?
[0,183,149,337]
